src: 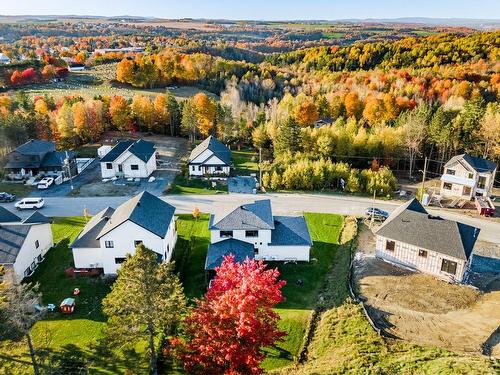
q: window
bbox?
[35,240,39,249]
[385,240,395,252]
[220,231,233,238]
[24,267,31,277]
[134,240,143,247]
[131,164,139,171]
[37,254,43,263]
[198,166,201,171]
[106,163,112,169]
[115,257,126,264]
[443,182,452,190]
[441,259,457,275]
[245,230,258,238]
[463,186,471,196]
[477,176,486,190]
[446,169,456,175]
[468,173,474,179]
[105,241,114,248]
[418,249,428,258]
[254,248,259,255]
[215,166,222,171]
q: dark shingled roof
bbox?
[445,153,497,173]
[209,199,275,230]
[205,238,255,270]
[0,224,32,263]
[375,199,480,261]
[40,151,76,168]
[97,191,175,239]
[0,207,21,223]
[71,207,115,249]
[188,135,231,165]
[270,216,312,246]
[22,211,52,224]
[100,139,155,163]
[15,139,55,155]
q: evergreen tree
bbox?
[274,117,301,158]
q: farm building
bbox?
[100,139,156,179]
[375,199,480,282]
[71,191,177,275]
[188,136,232,176]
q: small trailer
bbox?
[475,196,496,217]
[60,298,75,314]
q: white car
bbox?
[15,198,45,210]
[37,177,54,190]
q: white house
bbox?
[0,208,53,281]
[440,153,497,199]
[71,191,177,275]
[0,53,10,65]
[100,139,157,179]
[188,136,232,176]
[205,199,312,271]
[375,199,480,283]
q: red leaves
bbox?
[172,256,286,375]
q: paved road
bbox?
[2,193,500,243]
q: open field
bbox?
[232,148,259,176]
[21,63,218,101]
[353,225,500,357]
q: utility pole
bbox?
[259,147,262,190]
[65,150,74,191]
[420,156,428,202]
[370,189,376,229]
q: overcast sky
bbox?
[1,0,499,20]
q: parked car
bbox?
[0,192,16,202]
[365,207,389,222]
[15,198,44,210]
[37,177,54,190]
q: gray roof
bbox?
[270,216,312,246]
[0,224,32,263]
[445,153,497,173]
[100,139,155,163]
[205,238,255,270]
[375,199,480,261]
[22,211,51,224]
[15,139,55,155]
[71,207,115,249]
[97,191,175,239]
[0,207,21,223]
[209,199,275,230]
[40,151,76,168]
[188,135,231,165]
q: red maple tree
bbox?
[171,255,286,375]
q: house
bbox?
[3,139,77,179]
[440,153,497,199]
[188,136,232,176]
[68,63,86,72]
[100,139,156,179]
[314,117,334,128]
[0,207,53,281]
[0,53,10,65]
[71,191,177,275]
[374,198,480,282]
[205,199,312,272]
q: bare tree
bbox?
[1,276,44,375]
[400,109,427,179]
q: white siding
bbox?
[190,149,214,164]
[12,223,53,281]
[100,151,157,179]
[211,229,272,250]
[72,247,103,268]
[256,245,310,261]
[440,160,496,198]
[375,235,467,282]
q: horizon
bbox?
[1,0,500,21]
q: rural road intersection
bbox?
[2,193,500,244]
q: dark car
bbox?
[0,192,16,203]
[365,207,389,222]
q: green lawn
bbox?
[0,182,34,198]
[72,144,101,158]
[171,212,346,371]
[232,148,258,176]
[0,217,148,375]
[166,175,228,195]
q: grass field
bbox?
[0,182,33,198]
[232,148,258,176]
[166,175,228,195]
